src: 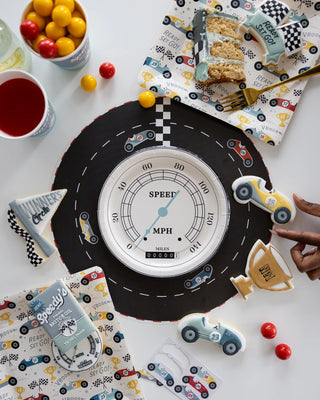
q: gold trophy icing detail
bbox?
[230,240,294,300]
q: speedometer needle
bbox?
[134,190,180,250]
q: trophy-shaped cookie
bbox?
[231,239,294,299]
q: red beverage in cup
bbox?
[0,78,45,137]
[0,70,55,139]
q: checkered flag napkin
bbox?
[7,209,44,266]
[277,21,303,55]
[259,0,290,26]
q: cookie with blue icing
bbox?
[241,0,303,64]
[8,189,67,266]
[192,9,246,85]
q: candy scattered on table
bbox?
[20,19,39,41]
[275,343,292,360]
[38,38,58,58]
[81,75,97,92]
[99,62,116,79]
[139,90,156,108]
[261,322,277,339]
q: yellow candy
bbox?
[52,5,72,27]
[56,36,75,56]
[81,75,97,92]
[54,0,75,12]
[67,17,86,38]
[139,91,156,108]
[45,21,66,40]
[26,11,46,31]
[32,34,47,52]
[68,34,82,48]
[72,10,83,18]
[33,0,54,17]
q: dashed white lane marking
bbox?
[215,140,223,148]
[90,152,98,161]
[184,125,194,130]
[241,235,246,246]
[228,153,235,162]
[232,252,239,261]
[174,293,185,297]
[123,287,133,292]
[85,251,92,260]
[81,166,87,176]
[116,130,125,136]
[76,182,81,193]
[221,266,229,274]
[139,292,150,297]
[74,199,77,211]
[102,140,111,147]
[132,125,142,129]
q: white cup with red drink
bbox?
[0,70,55,139]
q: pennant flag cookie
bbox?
[241,0,303,64]
[8,189,67,266]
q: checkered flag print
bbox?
[8,208,44,266]
[155,97,171,146]
[277,21,303,55]
[193,40,205,67]
[259,0,290,26]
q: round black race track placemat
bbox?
[52,98,272,321]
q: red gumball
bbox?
[275,344,292,360]
[99,62,115,79]
[20,19,39,41]
[38,39,58,59]
[261,322,277,339]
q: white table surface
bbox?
[1,1,320,399]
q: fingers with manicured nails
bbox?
[290,242,320,279]
[272,228,320,246]
[293,194,320,217]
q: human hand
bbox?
[272,194,320,280]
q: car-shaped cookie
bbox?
[178,313,245,356]
[232,175,295,224]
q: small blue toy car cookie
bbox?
[178,313,246,356]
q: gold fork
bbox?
[219,63,320,112]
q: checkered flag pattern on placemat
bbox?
[277,21,302,54]
[259,0,290,25]
[8,208,44,266]
[193,40,204,66]
[155,97,172,146]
